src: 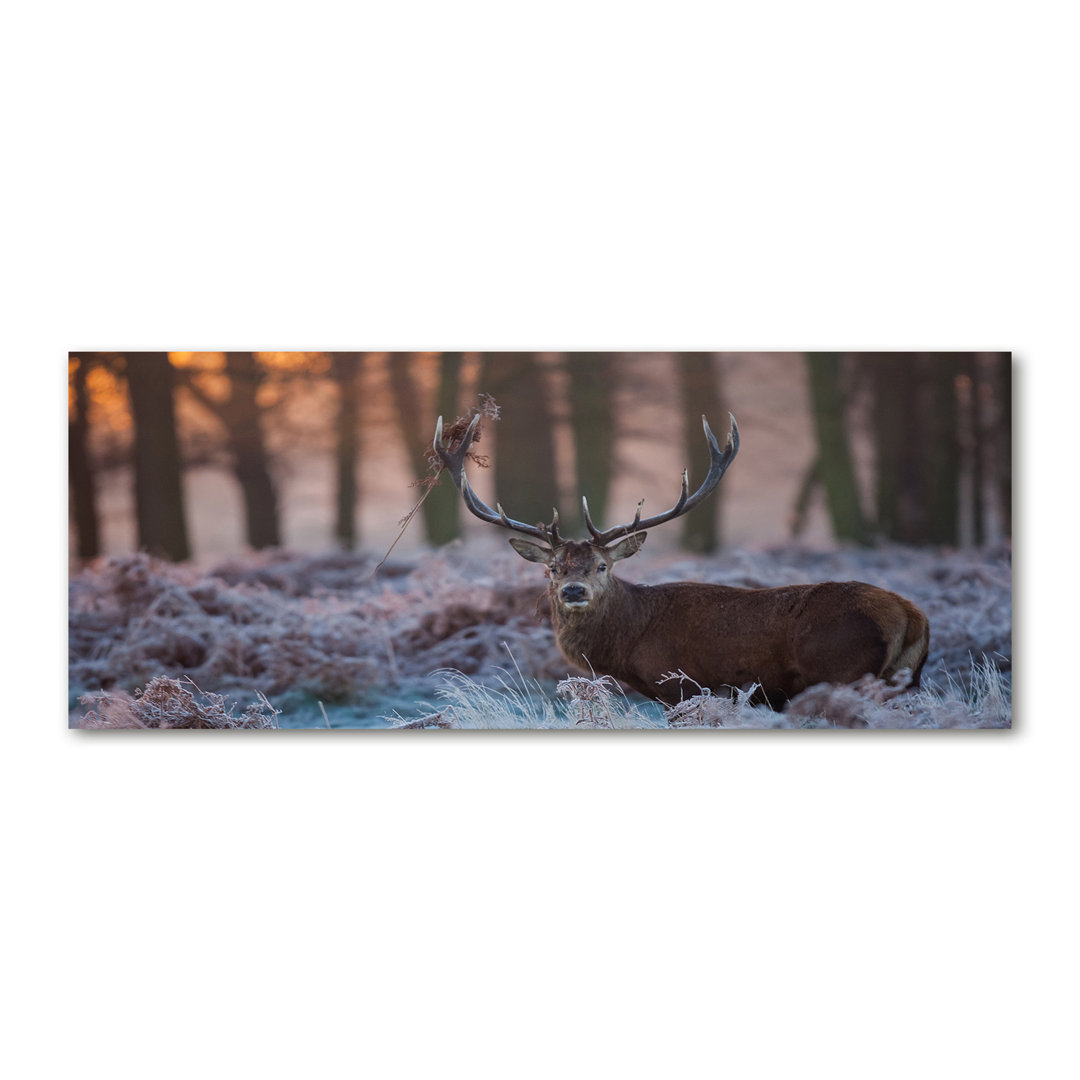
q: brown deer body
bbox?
[434,413,929,708]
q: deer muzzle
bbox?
[559,582,591,608]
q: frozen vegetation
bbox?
[69,541,1012,730]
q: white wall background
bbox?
[7,3,1077,1080]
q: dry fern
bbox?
[79,676,279,730]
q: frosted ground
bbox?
[69,541,1011,730]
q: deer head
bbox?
[505,534,647,615]
[432,411,740,616]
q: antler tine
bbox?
[584,495,646,542]
[582,496,601,542]
[589,413,740,546]
[433,414,561,546]
[548,507,564,546]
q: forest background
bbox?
[69,351,1010,562]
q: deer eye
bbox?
[597,563,607,572]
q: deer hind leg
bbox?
[793,606,891,688]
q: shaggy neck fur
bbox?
[550,576,659,679]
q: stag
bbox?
[433,413,929,708]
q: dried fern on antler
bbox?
[370,396,500,578]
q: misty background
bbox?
[68,351,1012,563]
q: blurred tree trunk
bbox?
[922,354,961,544]
[175,353,281,549]
[677,352,726,552]
[387,352,464,545]
[956,354,987,546]
[806,353,869,544]
[68,354,101,559]
[790,459,821,539]
[332,352,363,550]
[954,357,977,546]
[565,352,616,535]
[871,354,903,538]
[429,352,464,542]
[125,353,191,561]
[967,352,1012,545]
[870,352,930,543]
[986,352,1012,539]
[477,352,559,528]
[222,353,281,548]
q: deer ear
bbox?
[508,537,553,565]
[607,532,646,562]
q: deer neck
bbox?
[550,576,654,674]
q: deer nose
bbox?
[561,583,588,605]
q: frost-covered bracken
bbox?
[79,675,279,730]
[69,541,1011,729]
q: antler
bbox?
[583,413,740,546]
[433,413,564,546]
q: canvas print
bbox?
[67,352,1012,730]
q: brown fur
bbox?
[511,537,930,708]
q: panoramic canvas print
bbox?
[67,352,1012,730]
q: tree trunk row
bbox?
[805,352,1011,546]
[69,352,1009,560]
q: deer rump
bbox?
[548,575,930,708]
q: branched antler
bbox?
[582,413,739,545]
[433,413,564,546]
[433,410,738,550]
